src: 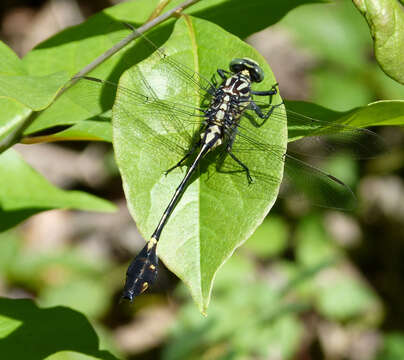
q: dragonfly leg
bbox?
[251,82,279,97]
[249,83,283,124]
[249,100,284,122]
[210,69,229,92]
[217,69,231,80]
[227,148,253,184]
[164,141,200,175]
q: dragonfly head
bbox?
[229,58,264,83]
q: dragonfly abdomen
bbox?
[122,237,158,300]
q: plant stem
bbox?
[0,112,39,153]
[0,0,201,154]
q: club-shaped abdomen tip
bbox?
[121,239,158,302]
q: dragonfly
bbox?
[76,26,382,301]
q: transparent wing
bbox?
[204,121,357,209]
[76,75,204,159]
[130,27,215,97]
[74,21,382,210]
[94,22,385,161]
[251,98,386,159]
[76,75,371,209]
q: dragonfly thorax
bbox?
[206,71,252,128]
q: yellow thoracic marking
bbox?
[210,125,221,134]
[238,102,249,109]
[149,264,156,270]
[209,125,222,148]
[205,130,216,143]
[204,124,221,145]
[141,282,149,293]
[216,109,225,120]
[147,237,157,250]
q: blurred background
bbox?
[1,0,404,359]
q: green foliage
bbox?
[0,72,68,110]
[377,333,404,360]
[0,150,116,231]
[294,215,383,324]
[0,42,68,141]
[164,256,305,360]
[281,0,404,110]
[244,216,289,258]
[0,0,403,358]
[0,98,30,142]
[0,41,68,110]
[0,297,119,360]
[165,213,383,359]
[353,0,404,85]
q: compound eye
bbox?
[229,58,265,83]
[250,65,264,83]
[229,58,244,74]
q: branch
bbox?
[0,0,201,154]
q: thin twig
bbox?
[0,0,201,154]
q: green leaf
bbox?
[179,0,326,38]
[45,352,108,360]
[112,17,286,312]
[0,41,68,141]
[316,276,382,322]
[353,0,404,84]
[377,333,404,360]
[24,117,112,144]
[0,41,26,75]
[286,100,404,141]
[0,98,30,142]
[0,149,116,231]
[0,41,68,110]
[0,297,119,360]
[339,100,404,127]
[46,118,112,142]
[0,72,69,111]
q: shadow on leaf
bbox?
[0,297,119,360]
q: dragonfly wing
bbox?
[76,75,207,160]
[208,122,356,209]
[282,154,356,210]
[251,99,386,159]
